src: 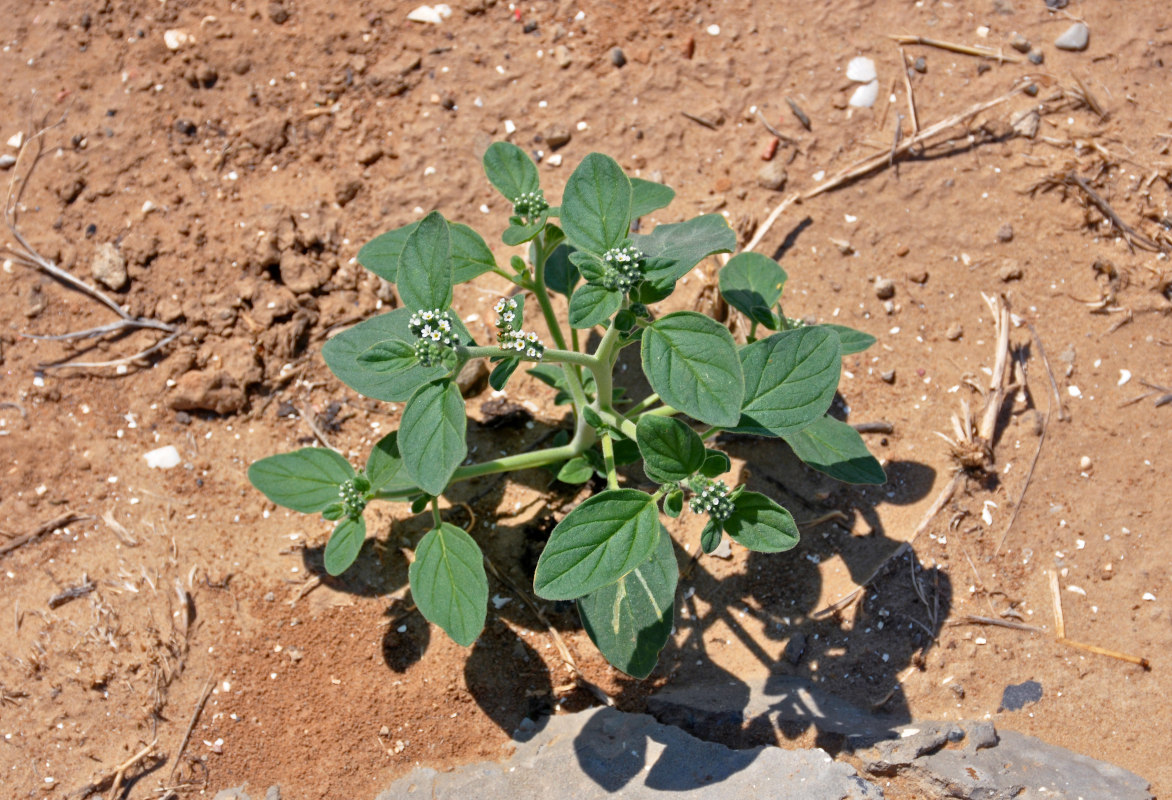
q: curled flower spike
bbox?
[494,297,520,332]
[688,476,734,522]
[338,478,368,518]
[512,189,549,220]
[499,328,545,360]
[601,244,645,293]
[409,308,459,367]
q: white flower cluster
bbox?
[408,308,459,346]
[601,244,644,293]
[494,297,545,360]
[689,477,734,522]
[512,189,548,219]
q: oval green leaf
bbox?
[399,380,467,496]
[357,220,419,283]
[700,518,723,554]
[365,431,415,495]
[248,448,354,513]
[641,312,744,427]
[723,491,799,553]
[357,339,417,374]
[719,252,787,320]
[630,178,675,219]
[819,323,877,355]
[568,282,623,329]
[560,153,632,254]
[631,214,737,298]
[731,327,842,437]
[409,523,489,647]
[534,489,659,601]
[700,449,731,478]
[324,516,367,576]
[543,242,580,296]
[556,456,595,484]
[636,415,705,484]
[397,210,452,311]
[577,523,677,678]
[322,308,473,403]
[783,415,887,485]
[450,222,497,284]
[483,141,541,202]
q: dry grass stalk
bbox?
[888,34,1025,63]
[1048,571,1151,669]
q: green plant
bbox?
[248,143,885,678]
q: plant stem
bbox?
[600,432,619,490]
[430,498,442,529]
[531,234,569,352]
[491,266,524,285]
[625,392,660,415]
[596,408,638,441]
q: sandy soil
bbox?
[1,1,1170,798]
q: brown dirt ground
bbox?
[2,0,1170,798]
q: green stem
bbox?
[430,498,442,529]
[492,266,525,285]
[600,432,619,490]
[625,392,660,415]
[596,408,638,441]
[531,235,569,352]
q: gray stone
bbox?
[865,721,964,774]
[864,723,1153,800]
[756,160,787,191]
[610,47,627,67]
[1028,50,1044,64]
[647,674,899,747]
[553,44,572,69]
[91,243,128,291]
[263,787,281,800]
[1054,22,1089,51]
[998,679,1043,712]
[377,706,882,799]
[213,787,251,800]
[1009,32,1031,53]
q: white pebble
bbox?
[576,121,588,131]
[1066,585,1086,596]
[846,56,877,83]
[1079,455,1092,471]
[1067,385,1082,398]
[1142,592,1156,602]
[706,24,720,36]
[503,119,516,134]
[7,131,24,149]
[848,80,879,108]
[407,5,449,24]
[144,445,182,469]
[163,29,193,50]
[1118,369,1131,386]
[546,154,563,166]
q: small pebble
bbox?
[881,370,896,384]
[610,47,626,68]
[1028,50,1045,65]
[1054,22,1089,52]
[946,323,963,341]
[553,45,572,69]
[849,80,879,108]
[908,269,928,283]
[1079,455,1092,471]
[999,264,1023,282]
[913,56,926,73]
[874,277,895,300]
[0,154,15,170]
[846,56,877,83]
[996,223,1014,242]
[1009,33,1031,53]
[756,160,787,191]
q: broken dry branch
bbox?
[888,34,1025,63]
[0,512,88,558]
[1064,173,1166,253]
[1048,571,1150,669]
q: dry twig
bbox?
[1048,571,1150,669]
[0,512,88,558]
[167,674,216,785]
[888,33,1024,63]
[1064,173,1165,253]
[5,121,185,370]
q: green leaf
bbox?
[783,415,887,485]
[569,250,607,284]
[750,305,781,330]
[719,252,787,320]
[534,489,659,601]
[636,415,705,484]
[612,439,641,463]
[322,308,473,403]
[248,449,354,513]
[503,218,546,246]
[483,141,541,202]
[641,312,744,427]
[568,282,623,329]
[556,456,595,484]
[577,523,677,678]
[450,223,498,284]
[409,523,489,647]
[700,449,731,478]
[543,242,580,296]
[663,490,684,518]
[357,340,417,374]
[630,178,675,219]
[819,324,876,355]
[700,519,723,554]
[560,153,632,254]
[631,215,737,299]
[397,211,453,311]
[731,327,842,437]
[489,357,521,391]
[357,221,419,283]
[410,494,432,515]
[723,491,799,553]
[366,431,413,494]
[324,516,367,576]
[399,380,467,496]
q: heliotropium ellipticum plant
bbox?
[248,143,886,677]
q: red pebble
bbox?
[761,137,779,161]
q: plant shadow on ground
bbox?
[296,339,950,793]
